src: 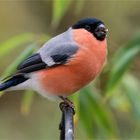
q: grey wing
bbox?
[38,28,79,66]
[39,42,79,67]
[17,43,78,74]
[17,28,79,74]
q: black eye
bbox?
[85,25,91,31]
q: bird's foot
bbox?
[59,96,75,113]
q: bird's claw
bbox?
[59,98,75,114]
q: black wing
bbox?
[17,53,47,73]
[17,53,71,74]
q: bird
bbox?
[0,18,108,107]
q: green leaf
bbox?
[0,43,37,97]
[122,74,140,122]
[105,34,140,97]
[52,0,71,28]
[20,90,35,116]
[2,43,38,78]
[0,92,3,97]
[79,86,118,139]
[0,33,35,57]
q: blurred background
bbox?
[0,0,140,139]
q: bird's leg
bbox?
[59,96,75,112]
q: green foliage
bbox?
[0,43,38,97]
[79,87,118,139]
[2,43,38,78]
[106,35,140,96]
[51,0,85,27]
[0,33,35,57]
[20,90,35,116]
[122,75,140,123]
[52,0,71,28]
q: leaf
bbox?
[0,92,3,97]
[79,86,118,139]
[0,33,35,57]
[105,34,140,97]
[20,90,35,116]
[122,74,140,122]
[70,93,80,126]
[52,0,71,28]
[2,43,38,78]
[0,43,38,97]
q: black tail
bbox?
[0,74,28,91]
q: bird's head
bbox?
[72,18,108,41]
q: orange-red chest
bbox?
[37,29,107,96]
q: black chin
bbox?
[94,32,106,41]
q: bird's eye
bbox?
[85,25,91,31]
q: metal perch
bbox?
[59,102,75,140]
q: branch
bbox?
[59,102,75,140]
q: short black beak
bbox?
[94,24,108,41]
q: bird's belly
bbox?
[37,54,104,96]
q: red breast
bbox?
[37,29,107,96]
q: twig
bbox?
[59,102,75,140]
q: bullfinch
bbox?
[0,18,108,105]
